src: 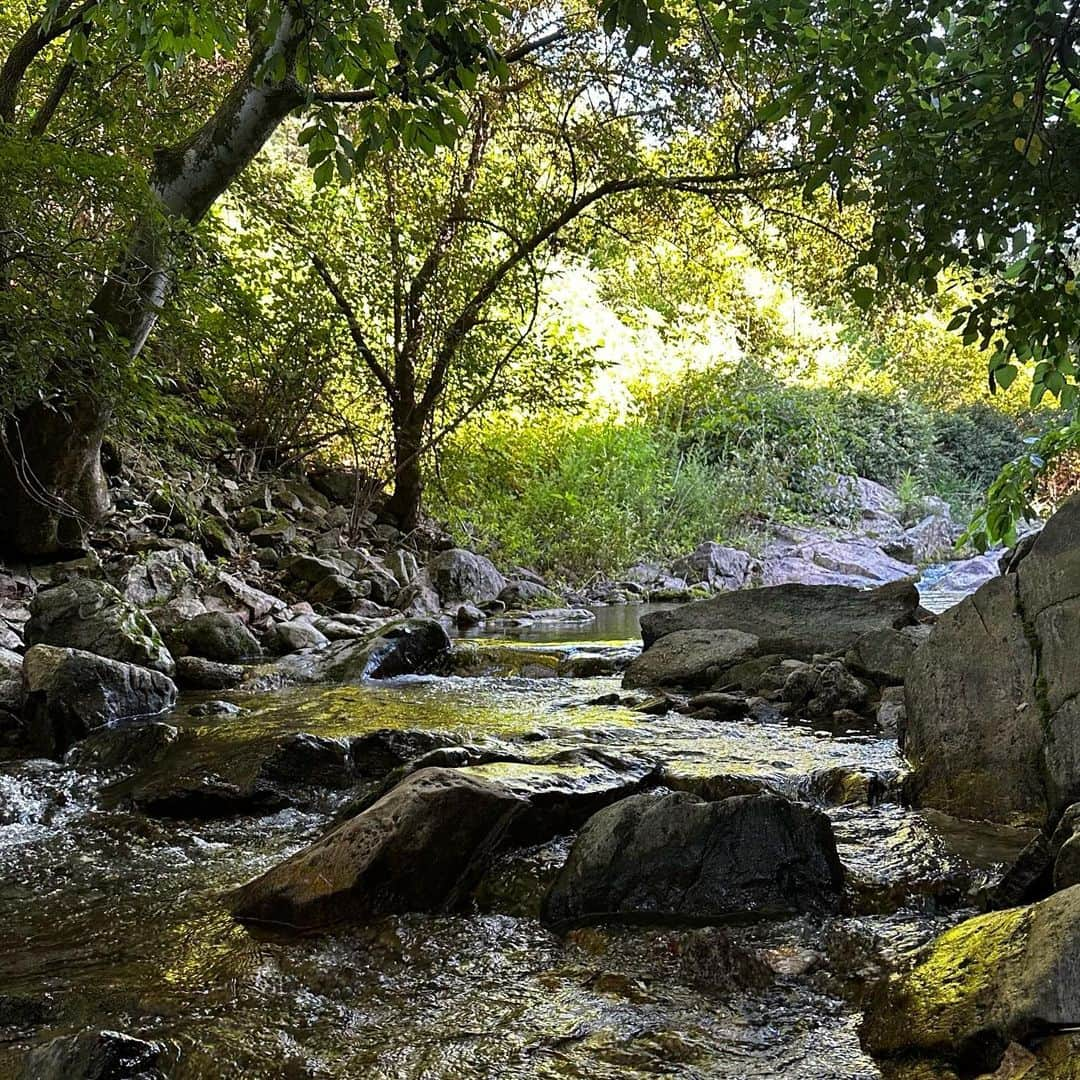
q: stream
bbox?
[0,575,1026,1078]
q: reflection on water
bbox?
[0,594,1020,1078]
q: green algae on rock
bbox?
[861,885,1080,1072]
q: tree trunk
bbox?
[387,412,426,533]
[0,8,306,557]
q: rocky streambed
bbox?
[0,604,1035,1079]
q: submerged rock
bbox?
[541,792,844,927]
[25,578,174,675]
[228,767,526,929]
[638,580,920,658]
[19,1030,165,1079]
[22,646,178,758]
[861,885,1080,1073]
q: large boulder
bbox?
[904,575,1044,826]
[905,494,1080,827]
[638,580,920,657]
[25,578,174,675]
[174,611,261,663]
[845,625,930,685]
[228,767,527,929]
[117,543,208,607]
[861,886,1080,1074]
[429,548,506,604]
[759,537,917,589]
[541,792,844,927]
[22,645,178,757]
[621,629,760,690]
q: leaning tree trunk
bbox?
[0,8,305,557]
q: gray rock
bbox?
[622,629,760,690]
[0,646,21,681]
[22,645,177,758]
[228,767,527,929]
[845,625,929,684]
[19,1029,164,1080]
[174,655,244,691]
[903,496,1080,828]
[256,733,356,788]
[455,603,485,628]
[876,685,906,738]
[429,548,507,604]
[279,553,356,586]
[542,792,843,927]
[639,580,920,658]
[307,573,371,609]
[671,542,756,590]
[860,885,1080,1071]
[119,544,208,606]
[784,660,869,719]
[264,620,330,655]
[25,578,174,675]
[175,611,261,663]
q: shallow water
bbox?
[0,598,1024,1078]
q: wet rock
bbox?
[845,626,930,685]
[455,602,485,628]
[25,578,174,675]
[861,886,1080,1073]
[683,691,747,722]
[429,548,506,604]
[229,767,527,929]
[808,765,896,806]
[670,542,755,591]
[541,792,844,927]
[174,655,244,690]
[786,661,870,719]
[349,728,464,779]
[188,699,242,717]
[129,773,290,818]
[877,686,907,739]
[639,580,920,658]
[459,749,657,842]
[979,835,1053,910]
[68,723,180,771]
[174,611,261,663]
[557,649,637,678]
[23,646,178,758]
[621,629,759,690]
[272,619,451,684]
[256,733,355,788]
[473,837,573,918]
[19,1029,164,1080]
[263,620,330,655]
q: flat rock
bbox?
[639,580,920,658]
[622,629,760,690]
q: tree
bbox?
[0,0,675,554]
[209,8,793,529]
[698,0,1080,540]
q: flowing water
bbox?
[0,591,1026,1078]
